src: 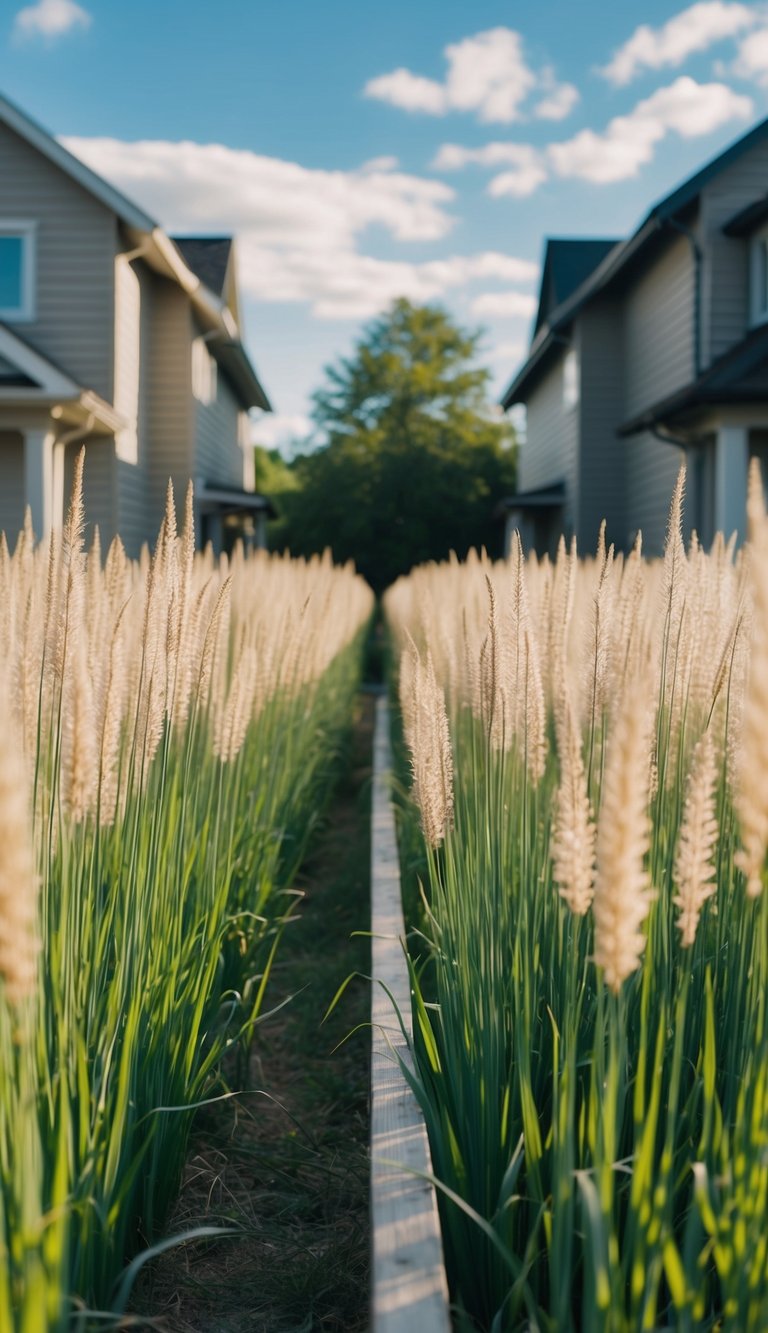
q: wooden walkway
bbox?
[369,695,451,1332]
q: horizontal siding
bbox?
[194,370,244,489]
[578,300,625,551]
[520,350,578,538]
[625,430,683,556]
[623,233,694,418]
[0,431,25,543]
[146,277,193,534]
[699,138,768,365]
[0,120,116,399]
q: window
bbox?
[0,223,35,320]
[562,347,579,409]
[192,337,217,404]
[751,231,768,325]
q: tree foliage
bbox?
[276,300,516,591]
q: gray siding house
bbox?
[501,117,768,557]
[0,94,272,556]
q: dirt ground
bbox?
[130,695,374,1332]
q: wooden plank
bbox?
[370,694,451,1332]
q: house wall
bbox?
[519,348,579,538]
[698,138,768,365]
[195,366,245,489]
[0,431,24,541]
[0,120,116,400]
[623,232,695,420]
[578,298,625,551]
[146,276,193,535]
[624,430,684,554]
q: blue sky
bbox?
[3,0,768,445]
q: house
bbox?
[0,93,273,557]
[500,116,768,558]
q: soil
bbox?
[129,695,374,1332]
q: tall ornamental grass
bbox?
[0,453,373,1331]
[386,465,768,1331]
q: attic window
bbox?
[563,347,579,410]
[751,233,768,325]
[192,337,217,405]
[0,223,35,321]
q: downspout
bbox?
[664,216,703,379]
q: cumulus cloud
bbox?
[600,2,757,85]
[13,0,90,39]
[534,83,581,121]
[471,292,538,318]
[63,136,538,321]
[487,339,527,365]
[533,68,580,121]
[433,142,547,197]
[251,413,312,449]
[731,26,768,84]
[364,28,576,124]
[548,76,752,183]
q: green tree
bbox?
[279,299,516,592]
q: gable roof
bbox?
[502,113,768,409]
[172,237,233,296]
[0,94,271,413]
[534,239,619,334]
[0,93,156,232]
[0,323,124,430]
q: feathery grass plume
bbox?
[406,647,454,849]
[552,686,596,914]
[0,691,39,1003]
[213,633,258,763]
[735,458,768,896]
[480,574,506,749]
[674,729,719,945]
[592,677,654,993]
[61,637,97,822]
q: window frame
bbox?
[191,335,218,405]
[0,220,36,322]
[562,345,579,411]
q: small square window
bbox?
[0,224,35,320]
[192,336,217,404]
[563,347,579,409]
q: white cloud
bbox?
[533,66,580,121]
[251,413,312,449]
[487,339,527,365]
[732,26,768,84]
[360,155,400,172]
[600,2,757,85]
[63,136,538,321]
[364,28,575,124]
[548,76,752,183]
[534,83,580,121]
[471,292,538,319]
[14,0,90,39]
[433,142,548,198]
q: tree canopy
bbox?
[276,299,517,592]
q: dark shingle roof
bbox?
[502,114,768,409]
[534,240,619,334]
[172,236,233,296]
